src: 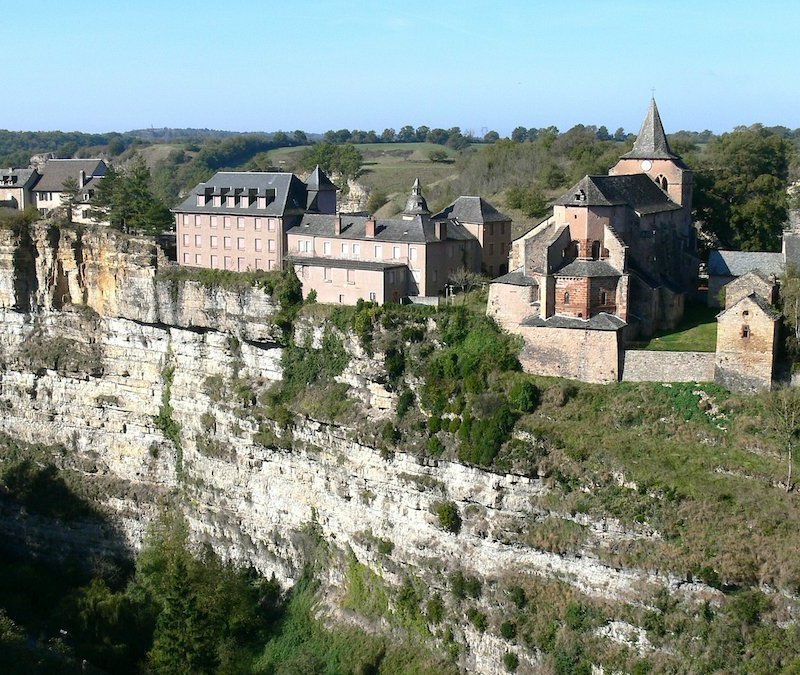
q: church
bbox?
[489,100,700,382]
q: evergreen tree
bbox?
[60,175,81,224]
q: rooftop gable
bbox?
[432,195,510,224]
[619,98,680,161]
[553,174,681,214]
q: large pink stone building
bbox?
[175,169,511,305]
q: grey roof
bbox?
[0,167,38,188]
[521,312,626,331]
[619,99,681,161]
[432,196,510,224]
[286,255,407,272]
[555,259,622,278]
[783,231,800,268]
[32,159,107,192]
[175,171,308,217]
[717,292,780,321]
[490,269,539,286]
[290,213,477,244]
[306,165,336,192]
[402,178,430,216]
[707,250,783,277]
[553,174,682,214]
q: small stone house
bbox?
[715,292,779,392]
[32,159,107,223]
[0,168,39,211]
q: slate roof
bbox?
[553,174,682,214]
[286,256,407,272]
[490,269,538,286]
[521,312,626,331]
[290,213,477,244]
[707,250,783,277]
[32,159,107,192]
[403,178,430,216]
[305,165,336,192]
[432,196,510,224]
[619,98,682,162]
[175,171,308,217]
[0,168,38,188]
[717,292,780,321]
[555,259,622,278]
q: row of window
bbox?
[197,195,273,209]
[298,266,403,285]
[181,234,276,252]
[182,253,277,270]
[181,214,278,231]
[485,222,510,237]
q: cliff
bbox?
[1,222,796,673]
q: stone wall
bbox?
[621,350,716,382]
[513,325,621,383]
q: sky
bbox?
[4,0,800,136]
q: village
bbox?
[1,100,795,393]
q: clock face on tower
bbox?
[641,160,653,171]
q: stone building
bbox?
[488,99,699,382]
[31,159,108,223]
[286,180,481,303]
[0,168,39,211]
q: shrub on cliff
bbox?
[435,501,462,534]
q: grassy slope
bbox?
[632,302,719,352]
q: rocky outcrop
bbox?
[0,221,722,674]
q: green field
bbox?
[634,302,718,352]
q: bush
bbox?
[500,621,517,640]
[426,594,444,624]
[396,390,414,418]
[426,437,445,456]
[466,607,487,631]
[382,423,400,444]
[450,572,481,599]
[503,652,519,672]
[435,501,462,534]
[508,585,526,608]
[510,379,540,413]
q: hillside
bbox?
[0,221,799,672]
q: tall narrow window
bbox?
[564,292,570,305]
[741,325,750,338]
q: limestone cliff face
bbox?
[0,223,716,674]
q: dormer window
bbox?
[196,194,204,206]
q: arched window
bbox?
[564,291,571,305]
[655,175,668,191]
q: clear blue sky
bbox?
[4,0,799,136]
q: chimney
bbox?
[79,170,86,188]
[365,217,376,238]
[435,220,447,240]
[334,214,342,235]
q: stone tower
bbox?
[609,99,693,210]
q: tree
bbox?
[60,175,81,224]
[511,126,528,143]
[780,265,800,359]
[483,130,500,143]
[397,125,416,142]
[298,142,363,182]
[763,387,800,491]
[415,125,430,143]
[381,128,396,143]
[694,126,791,250]
[292,129,307,145]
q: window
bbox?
[591,240,601,259]
[213,196,221,207]
[195,254,202,264]
[224,236,232,249]
[323,241,331,255]
[347,269,355,284]
[182,253,189,263]
[409,247,417,262]
[268,239,275,252]
[237,217,245,229]
[255,218,262,230]
[183,214,189,225]
[741,325,750,338]
[339,294,345,304]
[374,245,382,258]
[341,243,349,255]
[300,239,310,253]
[210,255,219,268]
[392,246,400,259]
[255,258,261,269]
[195,215,201,226]
[268,219,276,231]
[255,238,263,252]
[210,216,218,228]
[600,290,609,305]
[194,235,202,247]
[226,196,235,207]
[564,292,570,305]
[369,292,376,301]
[742,310,750,317]
[224,256,232,269]
[237,237,245,250]
[210,235,218,248]
[224,217,231,229]
[324,267,332,282]
[182,234,189,245]
[238,257,245,271]
[268,260,275,270]
[353,243,361,257]
[300,265,308,278]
